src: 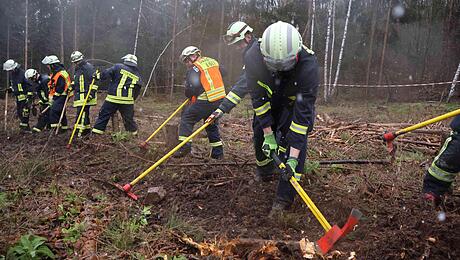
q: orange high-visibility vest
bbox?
[48,70,71,97]
[193,57,226,102]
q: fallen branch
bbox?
[165,159,390,167]
[396,138,439,147]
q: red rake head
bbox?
[114,183,138,201]
[316,208,363,255]
[382,131,396,153]
[66,144,71,149]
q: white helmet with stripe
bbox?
[41,55,61,65]
[25,69,38,80]
[3,59,18,71]
[180,46,201,63]
[223,21,253,45]
[260,21,302,72]
[71,51,84,63]
[122,54,138,66]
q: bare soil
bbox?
[0,96,459,259]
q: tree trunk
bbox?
[217,0,225,61]
[331,0,353,97]
[310,0,316,49]
[421,3,433,81]
[378,4,391,86]
[447,62,460,102]
[91,3,97,59]
[365,1,377,89]
[5,20,10,131]
[169,0,178,100]
[60,0,65,63]
[133,0,143,55]
[74,0,78,51]
[323,1,332,102]
[328,0,336,98]
[24,0,28,69]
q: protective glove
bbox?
[262,132,278,158]
[286,157,301,181]
[205,108,224,124]
[92,70,101,80]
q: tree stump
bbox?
[163,124,179,149]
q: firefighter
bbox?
[24,69,51,132]
[2,59,33,131]
[70,51,98,136]
[207,21,276,180]
[42,55,71,132]
[174,46,226,159]
[423,115,460,206]
[92,54,142,135]
[244,21,319,213]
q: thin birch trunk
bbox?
[169,0,178,99]
[301,0,312,40]
[217,0,225,61]
[365,2,377,87]
[60,0,65,63]
[310,0,316,49]
[74,0,78,51]
[133,0,143,55]
[5,20,10,131]
[421,3,433,81]
[332,0,352,97]
[91,3,97,59]
[378,4,391,85]
[447,62,460,102]
[328,0,335,97]
[323,1,332,102]
[25,0,28,69]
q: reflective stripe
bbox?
[278,146,287,153]
[302,44,315,55]
[17,94,26,101]
[18,83,23,92]
[106,95,134,104]
[428,135,456,182]
[194,57,226,102]
[92,128,104,134]
[289,121,308,135]
[226,91,241,105]
[197,92,208,100]
[116,69,139,100]
[257,81,272,97]
[50,123,59,128]
[209,141,223,147]
[254,102,271,116]
[32,127,41,132]
[178,135,192,142]
[256,158,273,167]
[20,123,29,127]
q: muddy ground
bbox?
[0,96,459,259]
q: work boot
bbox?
[210,146,224,159]
[173,145,191,158]
[255,162,276,182]
[20,126,32,133]
[268,200,292,219]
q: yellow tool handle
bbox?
[289,177,332,231]
[67,78,96,146]
[144,99,189,143]
[130,121,211,186]
[396,108,460,136]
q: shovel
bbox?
[139,99,189,149]
[383,108,460,153]
[271,152,362,254]
[116,121,212,200]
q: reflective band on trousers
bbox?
[92,128,104,134]
[178,135,192,142]
[289,121,308,135]
[225,91,241,105]
[209,141,223,147]
[428,135,456,182]
[256,158,273,167]
[254,102,271,116]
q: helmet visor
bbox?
[223,24,249,45]
[263,55,297,72]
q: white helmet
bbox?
[180,46,201,62]
[25,69,38,80]
[223,21,253,45]
[3,59,18,71]
[41,55,61,65]
[122,54,138,66]
[260,21,302,72]
[71,51,84,63]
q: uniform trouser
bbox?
[75,105,92,135]
[272,107,308,206]
[33,104,50,132]
[423,131,460,196]
[178,100,223,154]
[92,101,137,133]
[16,100,30,129]
[49,96,68,129]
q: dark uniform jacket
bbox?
[244,42,319,150]
[451,115,460,132]
[219,37,257,113]
[10,67,33,102]
[73,60,98,107]
[101,63,142,104]
[35,74,50,105]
